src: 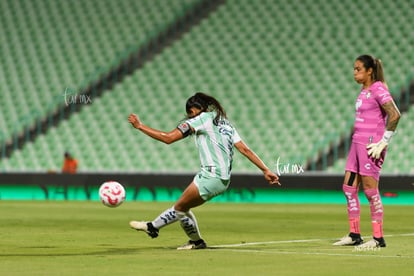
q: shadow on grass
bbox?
[0,244,174,257]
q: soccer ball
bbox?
[99,181,126,207]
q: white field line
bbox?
[208,233,414,258]
[208,248,414,259]
[211,238,328,248]
[211,233,414,248]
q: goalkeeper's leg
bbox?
[361,176,386,247]
[333,170,363,246]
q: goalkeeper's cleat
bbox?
[129,221,159,238]
[333,233,363,246]
[356,237,386,249]
[176,239,207,250]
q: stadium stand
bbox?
[1,0,413,174]
[0,0,203,144]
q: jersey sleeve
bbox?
[176,122,192,137]
[186,112,210,132]
[232,127,242,143]
[373,82,393,105]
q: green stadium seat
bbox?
[3,0,413,174]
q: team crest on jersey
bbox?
[355,99,362,110]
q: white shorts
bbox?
[193,172,230,201]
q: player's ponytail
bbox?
[374,58,386,84]
[185,92,227,124]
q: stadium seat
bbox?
[3,0,413,174]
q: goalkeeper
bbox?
[333,55,400,249]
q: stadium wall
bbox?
[0,173,413,202]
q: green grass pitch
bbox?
[1,200,414,275]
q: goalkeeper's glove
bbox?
[366,131,394,159]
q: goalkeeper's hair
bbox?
[356,54,387,88]
[185,92,227,125]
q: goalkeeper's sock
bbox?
[349,217,361,235]
[151,206,178,229]
[372,220,383,239]
[343,184,361,234]
[364,188,384,238]
[176,210,203,241]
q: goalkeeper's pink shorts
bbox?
[345,142,386,181]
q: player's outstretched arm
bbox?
[234,141,280,186]
[128,113,183,144]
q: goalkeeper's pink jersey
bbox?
[352,81,392,145]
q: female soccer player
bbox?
[128,92,280,250]
[333,55,401,248]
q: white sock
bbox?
[151,206,178,229]
[176,210,203,241]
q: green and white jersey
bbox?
[186,112,241,180]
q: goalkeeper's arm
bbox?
[366,100,401,159]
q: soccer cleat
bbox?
[356,237,386,249]
[176,239,207,250]
[333,233,363,246]
[129,221,159,238]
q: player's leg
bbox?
[174,181,206,212]
[355,147,386,248]
[129,181,205,239]
[175,181,207,249]
[344,171,362,236]
[357,175,386,248]
[129,206,176,238]
[176,209,206,250]
[333,170,363,245]
[175,174,229,249]
[333,142,363,246]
